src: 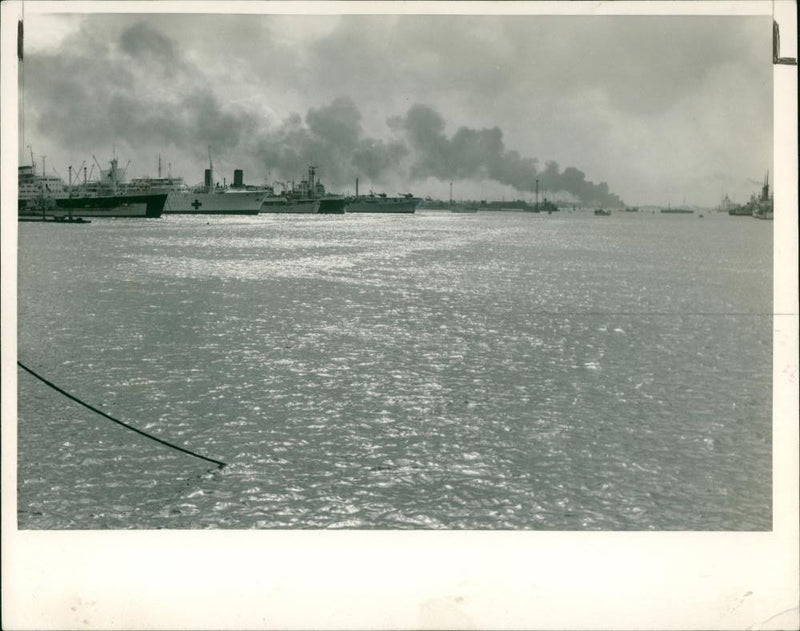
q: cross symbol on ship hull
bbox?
[191,199,202,210]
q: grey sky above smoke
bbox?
[20,10,772,206]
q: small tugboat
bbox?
[18,194,91,223]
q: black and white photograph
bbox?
[2,1,797,629]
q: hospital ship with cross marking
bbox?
[128,154,266,215]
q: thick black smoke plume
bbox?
[23,21,623,204]
[251,98,408,188]
[392,104,623,206]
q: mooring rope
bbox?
[17,360,227,469]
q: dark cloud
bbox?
[120,21,175,59]
[24,21,261,172]
[306,98,362,153]
[23,17,624,202]
[23,13,769,204]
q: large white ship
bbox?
[129,156,266,215]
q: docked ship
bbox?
[721,193,751,216]
[18,156,166,219]
[727,205,752,216]
[660,202,693,214]
[261,166,346,214]
[537,199,559,213]
[347,193,420,213]
[128,155,266,215]
[525,181,558,213]
[344,179,420,213]
[749,173,774,220]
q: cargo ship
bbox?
[261,166,346,214]
[18,157,165,218]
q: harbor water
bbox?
[17,211,772,529]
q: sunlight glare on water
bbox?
[17,211,772,529]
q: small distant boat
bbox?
[451,204,479,214]
[594,208,611,216]
[19,215,91,224]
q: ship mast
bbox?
[308,165,317,197]
[208,146,214,191]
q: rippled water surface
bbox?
[17,211,772,529]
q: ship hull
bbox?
[19,193,167,218]
[262,199,317,213]
[318,198,347,214]
[163,191,264,214]
[345,198,419,213]
[262,197,346,214]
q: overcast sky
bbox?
[19,8,773,207]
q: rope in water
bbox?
[17,360,227,469]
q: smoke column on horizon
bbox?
[391,104,623,206]
[22,22,624,205]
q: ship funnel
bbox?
[204,169,212,189]
[233,169,244,188]
[356,178,359,197]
